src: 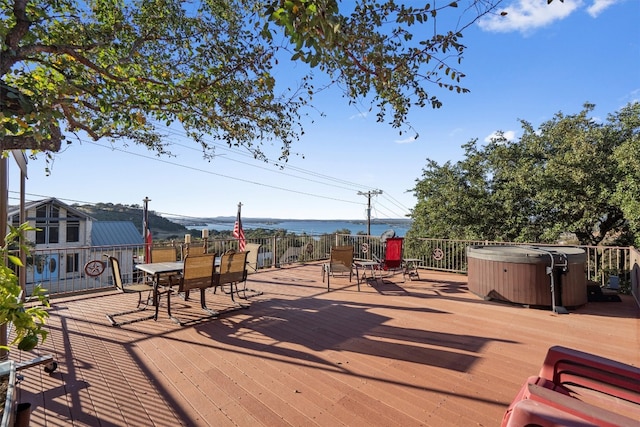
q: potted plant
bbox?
[0,359,17,427]
[0,224,50,427]
[0,223,50,353]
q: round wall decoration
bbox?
[432,248,444,261]
[84,260,105,277]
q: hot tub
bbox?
[467,245,587,308]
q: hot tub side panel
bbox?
[468,257,551,305]
[557,261,588,307]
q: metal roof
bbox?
[92,221,143,246]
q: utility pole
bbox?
[357,190,383,236]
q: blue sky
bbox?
[7,0,639,221]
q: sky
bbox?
[6,0,640,221]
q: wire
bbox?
[16,126,413,218]
[86,140,364,205]
[159,124,380,191]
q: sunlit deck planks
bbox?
[13,262,639,426]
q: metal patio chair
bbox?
[212,249,251,309]
[105,255,157,327]
[167,253,217,325]
[322,245,354,291]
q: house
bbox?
[8,198,143,294]
[8,197,94,247]
[90,221,144,285]
[8,198,95,290]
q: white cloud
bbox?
[478,0,582,34]
[625,88,640,104]
[587,0,623,17]
[484,130,516,143]
[349,112,368,120]
[394,136,416,144]
[449,127,465,137]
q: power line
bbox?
[18,126,414,218]
[156,126,415,217]
[86,140,364,205]
[87,137,414,218]
[160,125,379,191]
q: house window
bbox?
[35,204,59,244]
[67,213,80,243]
[66,253,79,273]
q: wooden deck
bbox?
[13,263,640,426]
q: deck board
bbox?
[11,263,639,426]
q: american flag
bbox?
[233,203,246,252]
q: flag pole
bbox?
[143,197,151,262]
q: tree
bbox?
[612,102,640,246]
[408,102,640,246]
[514,104,628,246]
[1,0,505,160]
[409,155,490,240]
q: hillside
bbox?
[74,203,189,239]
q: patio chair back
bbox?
[151,247,177,263]
[108,255,125,291]
[322,245,354,291]
[331,246,354,272]
[180,253,216,292]
[383,238,404,270]
[245,243,261,274]
[215,249,249,285]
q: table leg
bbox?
[153,275,161,320]
[403,260,420,281]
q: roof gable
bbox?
[8,197,95,220]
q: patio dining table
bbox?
[135,257,229,323]
[136,258,223,284]
[135,261,184,307]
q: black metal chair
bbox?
[105,255,157,327]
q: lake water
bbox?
[189,219,411,237]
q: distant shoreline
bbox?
[180,218,412,236]
[169,216,412,227]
